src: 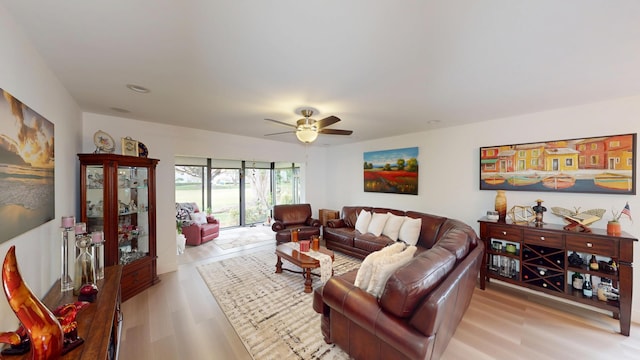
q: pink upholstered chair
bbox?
[176,202,220,246]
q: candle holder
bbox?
[91,231,105,280]
[60,216,76,292]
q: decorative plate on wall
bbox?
[93,130,115,153]
[138,142,149,158]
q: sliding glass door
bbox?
[210,168,240,228]
[274,162,299,205]
[176,157,301,229]
[244,162,272,225]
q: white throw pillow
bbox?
[354,242,406,289]
[192,212,208,225]
[398,217,422,246]
[367,212,389,237]
[366,246,417,297]
[355,210,372,234]
[382,213,405,241]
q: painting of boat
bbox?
[507,174,541,186]
[483,175,505,185]
[593,173,633,191]
[542,174,576,190]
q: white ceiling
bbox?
[3,1,640,146]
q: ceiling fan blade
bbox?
[315,116,341,129]
[264,131,295,136]
[318,128,353,135]
[265,118,297,128]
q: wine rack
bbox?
[479,218,636,336]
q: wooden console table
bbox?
[478,218,636,336]
[9,266,123,359]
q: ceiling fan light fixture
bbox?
[296,127,318,143]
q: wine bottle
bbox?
[583,274,593,298]
[589,254,599,271]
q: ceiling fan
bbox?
[264,109,353,143]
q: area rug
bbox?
[197,247,361,359]
[214,225,275,250]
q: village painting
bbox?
[480,134,636,195]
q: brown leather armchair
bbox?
[271,203,321,244]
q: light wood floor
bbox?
[120,232,640,359]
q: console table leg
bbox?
[618,264,632,336]
[304,268,312,293]
[275,256,282,273]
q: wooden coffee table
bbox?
[275,243,334,293]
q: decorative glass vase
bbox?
[74,236,96,295]
[494,190,507,221]
[60,216,76,292]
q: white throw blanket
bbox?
[283,242,333,283]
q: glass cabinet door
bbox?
[86,165,105,234]
[117,166,149,265]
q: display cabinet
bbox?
[79,153,159,301]
[479,218,636,336]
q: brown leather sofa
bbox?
[271,203,321,244]
[314,206,484,360]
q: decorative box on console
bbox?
[299,240,310,252]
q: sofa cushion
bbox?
[367,212,389,237]
[354,242,406,289]
[192,212,208,225]
[434,227,472,261]
[398,216,422,245]
[354,232,393,253]
[342,206,371,228]
[274,203,313,226]
[366,246,417,297]
[324,227,356,247]
[382,213,405,241]
[405,211,447,249]
[176,202,200,226]
[379,246,456,318]
[355,210,372,234]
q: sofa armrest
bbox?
[271,220,285,232]
[181,223,201,243]
[323,277,429,359]
[326,219,346,228]
[206,215,218,224]
[409,240,484,337]
[306,217,321,227]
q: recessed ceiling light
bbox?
[110,107,130,113]
[126,84,150,93]
[427,120,441,124]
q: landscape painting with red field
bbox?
[363,147,418,194]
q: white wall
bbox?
[325,95,640,322]
[82,113,330,274]
[0,4,82,328]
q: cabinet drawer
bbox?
[524,230,564,248]
[487,224,523,242]
[121,263,153,290]
[566,235,617,257]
